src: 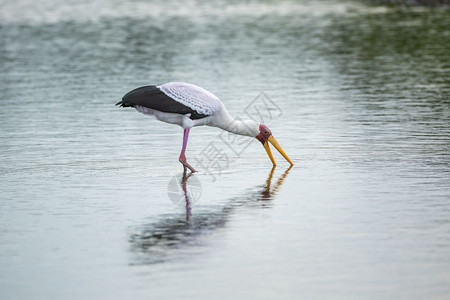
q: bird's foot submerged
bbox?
[179,155,197,173]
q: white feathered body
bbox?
[133,82,259,137]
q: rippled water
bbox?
[1,0,449,299]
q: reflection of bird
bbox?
[129,166,292,265]
[116,82,293,172]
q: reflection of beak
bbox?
[263,136,294,166]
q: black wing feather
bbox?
[116,85,208,120]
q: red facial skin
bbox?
[255,124,272,145]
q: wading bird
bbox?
[116,82,293,172]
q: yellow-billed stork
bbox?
[116,82,293,172]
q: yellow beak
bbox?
[263,141,276,166]
[263,136,294,166]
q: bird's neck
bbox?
[216,106,259,137]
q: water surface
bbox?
[1,0,449,299]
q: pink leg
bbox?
[179,128,197,173]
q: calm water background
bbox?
[1,0,449,299]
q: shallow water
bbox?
[1,0,449,299]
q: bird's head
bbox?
[256,124,293,166]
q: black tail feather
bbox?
[115,85,209,120]
[115,100,134,107]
